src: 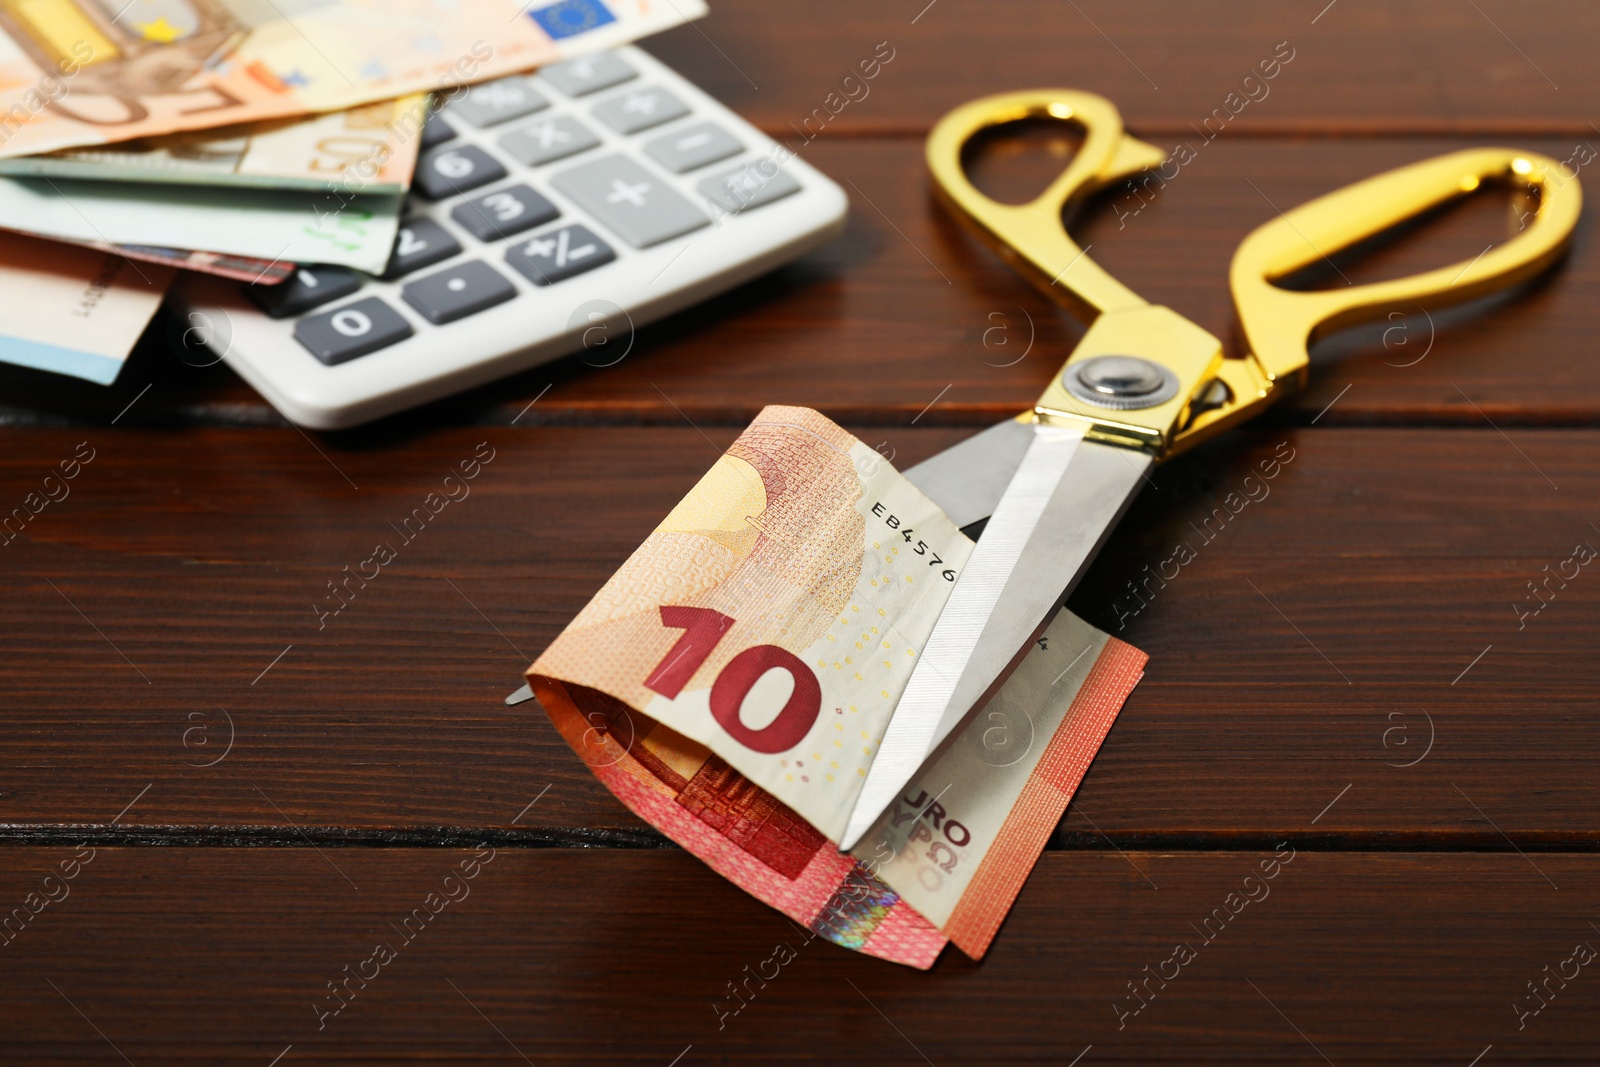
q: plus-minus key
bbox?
[507,224,617,285]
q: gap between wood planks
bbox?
[1,826,1599,852]
[744,120,1600,140]
[9,405,1600,432]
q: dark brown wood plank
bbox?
[0,847,1594,1064]
[518,136,1598,427]
[1,137,1592,429]
[2,424,1596,839]
[643,0,1599,135]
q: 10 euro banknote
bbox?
[529,407,1145,968]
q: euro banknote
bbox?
[533,406,976,846]
[0,229,172,382]
[40,232,294,281]
[0,0,706,159]
[857,609,1144,960]
[0,94,427,191]
[0,171,400,271]
[528,406,1146,966]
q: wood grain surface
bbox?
[0,849,1594,1065]
[2,137,1590,428]
[1,425,1595,843]
[2,0,1597,1060]
[641,0,1600,135]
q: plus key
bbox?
[550,154,708,248]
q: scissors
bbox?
[836,89,1582,850]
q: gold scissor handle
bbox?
[929,90,1229,454]
[928,92,1583,460]
[925,89,1166,322]
[1230,147,1583,388]
[1172,148,1583,453]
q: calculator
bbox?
[177,46,849,429]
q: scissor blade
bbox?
[839,432,1151,850]
[902,417,1036,528]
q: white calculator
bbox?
[179,46,848,429]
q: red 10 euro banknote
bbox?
[529,406,1145,967]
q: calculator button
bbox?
[400,261,517,325]
[550,155,708,248]
[699,161,802,214]
[294,297,413,365]
[420,110,457,149]
[382,218,462,279]
[247,265,361,319]
[643,122,742,173]
[539,52,636,97]
[506,224,616,285]
[449,76,548,128]
[451,183,560,241]
[498,115,600,167]
[415,144,508,200]
[592,87,689,135]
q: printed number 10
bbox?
[643,606,821,754]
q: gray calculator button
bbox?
[498,115,600,166]
[400,261,517,325]
[451,184,560,241]
[420,110,456,149]
[416,144,507,200]
[248,264,361,319]
[506,224,615,285]
[450,76,548,128]
[550,154,708,248]
[294,297,413,365]
[643,121,742,173]
[699,161,802,214]
[539,52,636,97]
[592,86,689,135]
[383,218,462,279]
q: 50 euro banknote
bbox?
[0,0,704,158]
[0,93,427,191]
[528,406,1145,968]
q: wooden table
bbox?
[2,2,1596,1062]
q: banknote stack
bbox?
[528,406,1147,968]
[0,0,704,382]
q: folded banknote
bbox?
[529,406,1145,967]
[28,230,295,282]
[0,94,427,192]
[0,171,400,271]
[0,0,706,158]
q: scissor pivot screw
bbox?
[1063,355,1179,410]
